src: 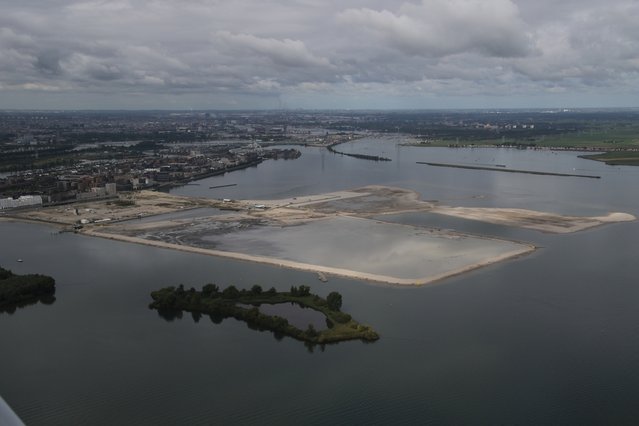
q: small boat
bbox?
[17,259,23,263]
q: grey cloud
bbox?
[0,26,34,50]
[338,0,533,58]
[85,63,123,81]
[216,31,331,68]
[35,50,64,75]
[0,0,638,108]
[509,2,639,86]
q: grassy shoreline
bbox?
[579,151,639,166]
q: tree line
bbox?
[0,266,56,312]
[149,283,378,345]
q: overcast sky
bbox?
[1,0,639,109]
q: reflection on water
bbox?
[205,216,527,281]
[229,302,327,330]
[156,302,327,350]
[155,307,183,322]
[248,302,327,330]
[0,294,56,315]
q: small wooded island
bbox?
[0,266,56,313]
[149,284,379,344]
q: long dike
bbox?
[417,162,601,179]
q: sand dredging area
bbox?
[7,186,636,285]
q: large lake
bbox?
[2,138,639,425]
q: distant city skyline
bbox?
[2,0,639,110]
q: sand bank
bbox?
[431,207,636,233]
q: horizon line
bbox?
[2,106,639,113]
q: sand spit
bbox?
[430,207,636,233]
[595,212,637,223]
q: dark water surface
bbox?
[241,302,328,330]
[2,139,639,425]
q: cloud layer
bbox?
[1,0,639,108]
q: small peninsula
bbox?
[0,266,56,312]
[149,284,379,344]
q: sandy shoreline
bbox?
[83,228,535,286]
[431,207,636,233]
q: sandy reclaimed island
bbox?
[4,186,635,286]
[85,216,535,286]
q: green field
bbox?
[529,127,639,149]
[407,126,639,150]
[579,151,639,166]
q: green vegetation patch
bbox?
[532,128,639,149]
[0,266,56,313]
[579,151,639,166]
[112,199,136,207]
[149,284,379,345]
[404,123,639,150]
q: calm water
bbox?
[243,303,328,330]
[2,138,639,425]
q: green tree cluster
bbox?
[222,285,240,299]
[148,283,378,345]
[0,267,56,309]
[290,285,311,296]
[327,291,342,311]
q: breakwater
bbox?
[416,162,601,179]
[327,144,391,162]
